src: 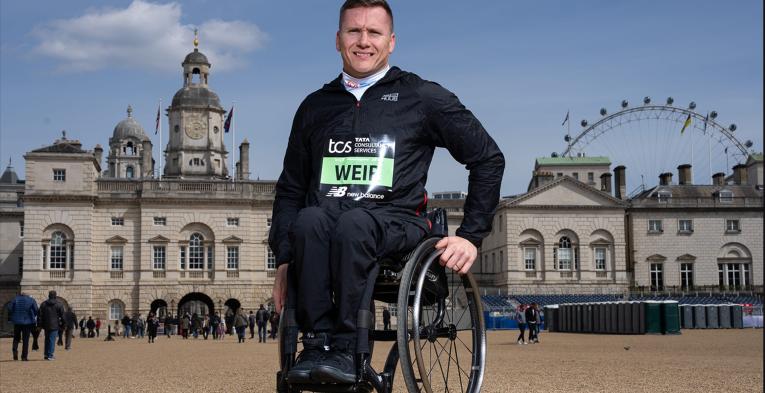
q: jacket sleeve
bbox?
[268,100,313,267]
[419,82,505,248]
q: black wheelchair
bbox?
[277,209,486,393]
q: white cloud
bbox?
[31,0,267,72]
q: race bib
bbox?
[319,134,395,201]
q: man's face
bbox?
[336,6,395,78]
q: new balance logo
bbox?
[326,186,348,197]
[381,93,399,102]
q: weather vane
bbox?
[194,28,199,49]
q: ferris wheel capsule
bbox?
[581,119,588,127]
[729,124,737,132]
[689,101,697,110]
[666,97,674,105]
[643,96,651,105]
[600,108,607,116]
[745,140,753,148]
[621,100,628,108]
[710,111,718,119]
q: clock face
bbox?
[184,117,206,140]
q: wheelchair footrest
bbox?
[286,382,373,393]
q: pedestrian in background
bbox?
[39,290,65,360]
[217,314,226,340]
[7,291,38,361]
[121,314,132,338]
[86,316,96,338]
[79,316,86,338]
[256,304,269,343]
[146,312,159,343]
[135,314,145,338]
[515,304,527,345]
[95,318,101,337]
[383,307,391,331]
[234,309,248,343]
[269,311,280,340]
[63,307,77,350]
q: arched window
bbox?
[126,142,134,155]
[50,232,67,269]
[109,301,124,320]
[557,237,572,270]
[126,166,134,178]
[189,233,204,269]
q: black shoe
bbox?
[311,346,356,384]
[13,352,18,361]
[286,332,330,384]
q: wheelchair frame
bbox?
[276,210,486,393]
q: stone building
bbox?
[0,43,277,327]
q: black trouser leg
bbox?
[290,206,336,333]
[13,324,32,359]
[330,208,427,346]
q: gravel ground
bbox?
[0,329,761,393]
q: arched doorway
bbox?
[177,293,214,318]
[223,298,241,334]
[150,299,168,318]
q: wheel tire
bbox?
[396,238,486,393]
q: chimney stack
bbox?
[712,172,725,186]
[732,164,748,185]
[239,139,250,180]
[141,139,153,178]
[659,172,673,186]
[235,162,241,180]
[613,166,626,199]
[677,164,692,185]
[94,144,103,166]
[600,172,612,194]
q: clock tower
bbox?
[164,31,229,179]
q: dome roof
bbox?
[183,49,210,65]
[112,105,149,142]
[171,86,222,109]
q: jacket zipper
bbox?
[353,100,361,133]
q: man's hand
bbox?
[434,236,477,275]
[272,264,289,313]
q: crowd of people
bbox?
[7,291,285,362]
[515,303,542,345]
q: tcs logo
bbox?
[328,139,352,154]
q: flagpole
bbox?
[159,99,162,180]
[567,109,571,155]
[232,101,236,183]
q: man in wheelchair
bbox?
[268,0,505,386]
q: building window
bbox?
[657,191,672,203]
[126,166,134,178]
[499,250,503,271]
[719,263,750,289]
[648,219,663,233]
[491,253,496,272]
[153,246,166,270]
[110,246,123,270]
[111,217,124,226]
[587,172,595,184]
[109,302,124,320]
[179,246,186,270]
[594,247,606,270]
[267,247,276,270]
[678,219,693,233]
[207,245,213,270]
[557,237,572,270]
[680,263,694,290]
[266,218,272,228]
[524,248,536,270]
[18,257,23,277]
[227,217,240,226]
[174,125,179,133]
[650,263,663,291]
[19,221,24,238]
[572,172,579,180]
[49,232,67,269]
[498,215,502,232]
[556,172,563,178]
[188,233,204,269]
[227,246,239,270]
[725,219,740,233]
[153,217,166,226]
[53,169,66,181]
[718,190,733,203]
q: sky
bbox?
[1,0,762,196]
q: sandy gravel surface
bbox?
[0,329,761,393]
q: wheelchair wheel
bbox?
[396,238,486,393]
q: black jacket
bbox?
[64,310,77,330]
[269,67,505,265]
[38,298,65,330]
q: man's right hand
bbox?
[272,263,289,313]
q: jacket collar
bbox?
[322,66,403,93]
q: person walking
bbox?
[135,314,145,338]
[210,312,220,340]
[146,312,159,343]
[57,316,65,346]
[7,291,38,361]
[38,290,65,360]
[532,303,541,343]
[269,311,280,340]
[248,310,257,340]
[382,307,391,331]
[114,320,121,337]
[202,314,210,340]
[63,307,77,350]
[95,318,101,337]
[163,314,172,338]
[217,315,226,340]
[255,305,269,343]
[515,305,527,345]
[79,316,87,338]
[180,313,190,339]
[121,314,132,338]
[234,309,248,343]
[86,316,96,338]
[525,302,539,344]
[191,313,200,339]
